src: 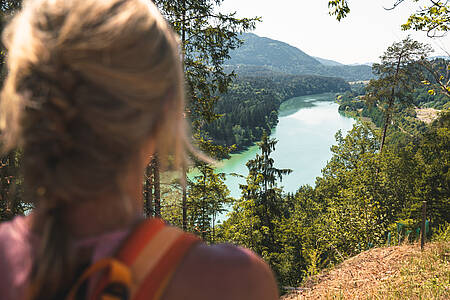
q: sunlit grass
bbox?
[282,241,449,300]
[376,242,449,300]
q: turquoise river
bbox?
[212,92,356,200]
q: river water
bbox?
[213,93,356,199]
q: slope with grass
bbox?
[281,242,449,299]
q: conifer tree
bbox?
[188,163,231,242]
[151,0,257,225]
[220,133,291,284]
[153,0,257,127]
[365,37,432,152]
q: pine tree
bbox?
[188,163,231,242]
[153,0,258,128]
[151,0,257,226]
[365,37,432,152]
[245,132,292,245]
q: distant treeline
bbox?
[337,58,449,139]
[204,74,350,151]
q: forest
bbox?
[0,0,449,297]
[218,113,449,288]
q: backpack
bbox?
[66,218,201,300]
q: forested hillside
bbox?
[218,112,449,290]
[204,75,350,151]
[226,33,374,81]
[338,57,450,139]
[215,39,450,291]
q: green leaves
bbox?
[329,1,450,37]
[401,2,450,37]
[328,0,350,22]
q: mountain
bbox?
[313,56,343,66]
[226,33,374,81]
[228,33,321,73]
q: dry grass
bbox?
[415,108,440,124]
[281,242,449,300]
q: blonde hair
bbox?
[0,0,188,298]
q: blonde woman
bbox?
[0,0,278,299]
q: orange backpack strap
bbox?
[90,218,201,300]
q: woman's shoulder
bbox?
[0,216,34,300]
[162,242,279,300]
[0,215,34,259]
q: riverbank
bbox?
[214,93,355,199]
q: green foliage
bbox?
[0,150,29,221]
[0,0,21,31]
[144,0,257,230]
[187,163,232,243]
[220,113,449,292]
[329,0,450,38]
[419,57,450,99]
[0,1,25,221]
[365,37,433,152]
[219,133,292,287]
[153,0,258,129]
[401,1,450,37]
[328,0,350,21]
[338,59,449,146]
[432,222,450,242]
[414,112,450,226]
[367,37,432,107]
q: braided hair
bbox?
[0,0,188,298]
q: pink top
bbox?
[0,216,130,300]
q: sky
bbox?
[219,0,450,65]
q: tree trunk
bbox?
[201,168,207,241]
[181,0,187,231]
[380,54,402,153]
[153,155,161,217]
[182,165,187,231]
[212,212,216,244]
[144,162,153,218]
[379,100,393,153]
